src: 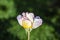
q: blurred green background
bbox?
[0,0,60,40]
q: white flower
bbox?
[17,12,43,29]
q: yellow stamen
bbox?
[22,20,32,29]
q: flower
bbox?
[17,12,43,30]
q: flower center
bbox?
[22,20,32,29]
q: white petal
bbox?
[26,12,34,22]
[29,13,34,18]
[17,15,22,19]
[33,17,42,29]
[17,15,23,26]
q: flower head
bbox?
[17,12,43,29]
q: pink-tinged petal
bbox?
[26,12,29,17]
[17,15,23,26]
[26,12,34,22]
[22,12,26,17]
[33,16,43,29]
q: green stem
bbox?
[28,29,30,40]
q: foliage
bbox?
[0,0,16,19]
[0,0,60,40]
